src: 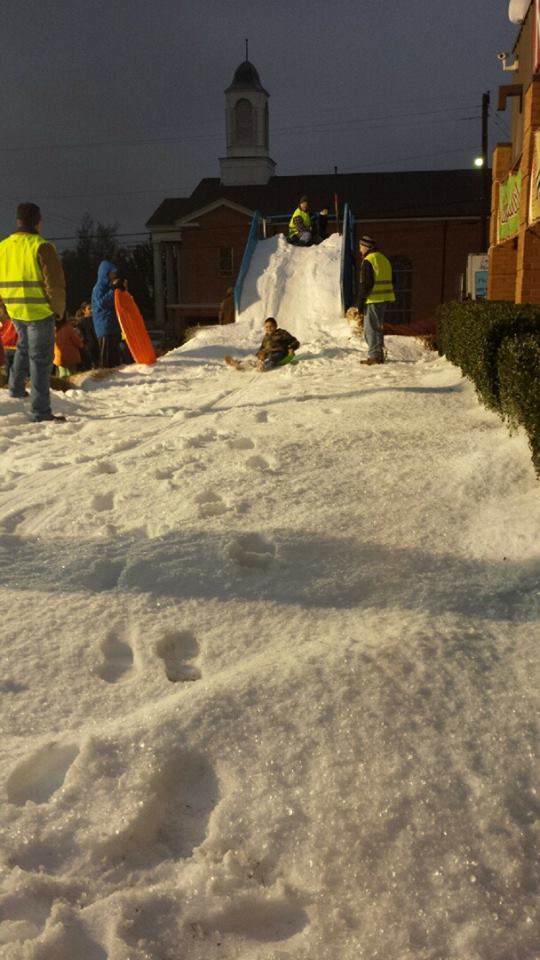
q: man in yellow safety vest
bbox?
[357,235,395,365]
[287,196,323,246]
[0,202,66,421]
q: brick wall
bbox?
[171,208,483,335]
[357,219,483,332]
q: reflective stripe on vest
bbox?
[288,207,312,237]
[364,251,396,303]
[0,233,51,321]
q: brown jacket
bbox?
[37,241,66,318]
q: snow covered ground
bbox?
[0,235,539,959]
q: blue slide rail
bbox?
[340,203,356,314]
[234,211,263,315]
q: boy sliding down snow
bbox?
[256,317,300,370]
[225,317,300,372]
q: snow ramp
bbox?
[236,232,348,344]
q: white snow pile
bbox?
[0,236,539,960]
[237,233,343,341]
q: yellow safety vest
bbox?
[364,251,396,304]
[288,207,312,238]
[0,232,52,321]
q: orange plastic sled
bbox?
[114,289,156,365]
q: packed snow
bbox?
[0,234,539,960]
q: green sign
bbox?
[498,171,521,241]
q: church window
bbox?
[235,99,254,146]
[219,246,234,277]
[387,256,412,324]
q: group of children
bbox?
[1,298,134,384]
[0,302,95,382]
[2,312,301,383]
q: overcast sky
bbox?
[0,0,517,248]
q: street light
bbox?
[474,156,484,167]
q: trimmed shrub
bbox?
[437,300,540,475]
[498,333,540,473]
[437,300,540,411]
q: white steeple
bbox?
[219,53,276,186]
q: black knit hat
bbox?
[359,235,376,250]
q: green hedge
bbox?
[498,334,540,472]
[437,300,540,473]
[437,300,540,411]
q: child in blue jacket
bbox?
[91,260,124,368]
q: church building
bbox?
[146,59,486,341]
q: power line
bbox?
[50,231,150,243]
[359,146,482,168]
[0,105,481,154]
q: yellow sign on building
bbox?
[498,171,521,241]
[530,130,540,224]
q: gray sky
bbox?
[0,0,516,247]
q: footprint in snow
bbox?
[245,454,270,471]
[156,631,201,682]
[1,510,27,534]
[202,893,308,942]
[194,489,227,518]
[92,460,118,476]
[91,491,115,512]
[96,632,134,684]
[228,533,276,569]
[227,436,255,450]
[85,557,125,591]
[6,742,79,806]
[155,465,175,480]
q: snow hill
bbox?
[237,233,343,340]
[0,237,539,960]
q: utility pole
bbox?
[481,91,490,251]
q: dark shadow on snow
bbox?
[1,529,538,624]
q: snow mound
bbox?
[237,233,347,343]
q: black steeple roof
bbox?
[225,60,268,95]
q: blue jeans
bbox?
[262,350,287,370]
[364,301,388,358]
[10,317,55,420]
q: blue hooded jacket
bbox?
[91,260,121,337]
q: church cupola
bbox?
[219,51,276,186]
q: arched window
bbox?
[387,255,412,324]
[234,99,254,146]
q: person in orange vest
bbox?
[357,235,395,365]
